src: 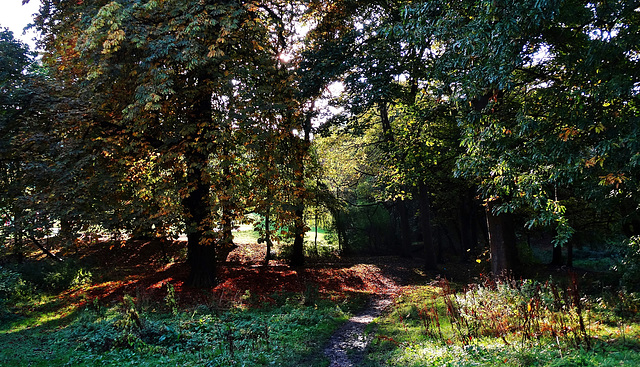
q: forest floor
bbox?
[3,237,638,366]
[57,238,423,310]
[1,237,426,365]
[79,239,425,367]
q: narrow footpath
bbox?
[322,257,419,367]
[323,294,395,366]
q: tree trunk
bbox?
[289,108,314,267]
[333,208,347,255]
[551,242,563,266]
[28,235,63,262]
[332,188,348,254]
[264,200,273,265]
[379,101,393,141]
[182,164,216,287]
[419,183,436,270]
[398,200,412,258]
[182,88,218,287]
[219,148,237,262]
[290,207,305,267]
[485,199,518,275]
[186,230,217,288]
[59,218,76,243]
[459,189,477,262]
[314,179,320,256]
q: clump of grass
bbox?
[367,274,640,366]
[444,273,591,349]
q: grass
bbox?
[0,287,352,366]
[3,234,640,366]
[0,235,365,367]
[362,276,640,366]
[232,225,335,256]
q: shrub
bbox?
[17,260,92,292]
[0,266,33,317]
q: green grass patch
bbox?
[0,294,352,366]
[231,227,261,244]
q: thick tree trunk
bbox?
[398,200,412,258]
[290,207,305,267]
[186,230,217,287]
[485,199,518,275]
[419,183,436,270]
[182,90,217,287]
[551,241,563,266]
[182,165,217,287]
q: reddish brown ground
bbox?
[54,239,411,311]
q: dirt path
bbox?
[323,258,415,367]
[323,294,395,367]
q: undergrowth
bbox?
[365,274,640,366]
[0,290,351,366]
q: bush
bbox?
[0,266,33,317]
[16,260,92,292]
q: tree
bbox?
[0,28,36,254]
[302,0,479,268]
[33,0,303,286]
[404,0,640,271]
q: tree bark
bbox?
[550,241,563,266]
[485,199,518,275]
[28,235,63,262]
[219,146,237,262]
[263,197,273,265]
[185,230,217,288]
[397,200,412,258]
[289,113,311,267]
[289,107,314,267]
[290,207,306,267]
[182,86,217,287]
[182,163,217,287]
[419,183,436,270]
[459,189,477,262]
[379,101,394,142]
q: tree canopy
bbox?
[1,0,638,283]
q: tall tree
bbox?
[0,28,36,252]
[33,0,301,286]
[404,0,640,271]
[303,0,474,268]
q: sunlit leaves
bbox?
[440,0,640,242]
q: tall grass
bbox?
[366,274,640,366]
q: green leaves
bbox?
[439,0,640,242]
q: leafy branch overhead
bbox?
[1,0,639,282]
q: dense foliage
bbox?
[0,0,638,314]
[2,1,640,365]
